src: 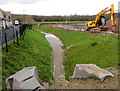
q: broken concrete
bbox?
[6,67,44,90]
[73,64,114,81]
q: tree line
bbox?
[12,13,118,23]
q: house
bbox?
[0,9,12,29]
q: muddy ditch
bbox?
[41,32,65,83]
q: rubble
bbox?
[73,64,114,81]
[6,67,44,90]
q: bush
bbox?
[91,41,98,46]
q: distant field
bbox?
[33,21,88,24]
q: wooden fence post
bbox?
[16,31,19,46]
[5,33,8,53]
[13,26,15,43]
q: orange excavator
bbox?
[86,4,116,33]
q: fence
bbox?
[1,24,32,53]
[1,26,19,45]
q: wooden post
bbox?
[13,26,15,43]
[5,33,8,53]
[16,31,19,46]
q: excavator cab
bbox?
[97,15,106,26]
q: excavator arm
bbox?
[111,4,115,26]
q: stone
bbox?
[6,67,44,90]
[73,64,114,81]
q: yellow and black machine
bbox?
[86,4,116,32]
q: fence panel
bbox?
[1,26,19,46]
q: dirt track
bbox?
[49,68,118,89]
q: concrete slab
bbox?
[6,67,44,90]
[73,64,114,81]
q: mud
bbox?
[49,68,118,89]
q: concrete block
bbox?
[73,64,114,81]
[6,67,44,90]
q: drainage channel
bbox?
[41,32,65,83]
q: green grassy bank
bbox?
[35,26,118,79]
[2,29,54,89]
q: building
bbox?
[0,9,12,29]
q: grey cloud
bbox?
[0,0,50,4]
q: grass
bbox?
[2,28,54,89]
[0,48,2,90]
[35,26,118,80]
[33,21,87,24]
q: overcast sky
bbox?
[0,0,119,16]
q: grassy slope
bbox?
[0,49,1,90]
[33,21,87,24]
[35,26,118,79]
[2,29,54,89]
